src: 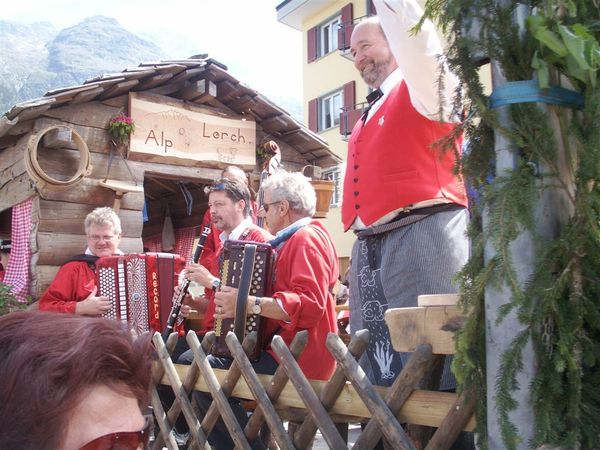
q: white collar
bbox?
[220,217,253,243]
[379,68,403,96]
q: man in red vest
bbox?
[344,0,469,392]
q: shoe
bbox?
[173,430,189,449]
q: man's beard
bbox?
[360,56,394,87]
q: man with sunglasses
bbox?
[192,172,339,450]
[0,310,154,450]
[39,206,125,315]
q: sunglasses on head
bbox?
[78,416,152,450]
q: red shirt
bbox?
[264,220,339,380]
[39,261,95,313]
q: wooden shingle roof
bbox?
[0,56,340,167]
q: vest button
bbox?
[355,204,360,209]
[354,191,359,196]
[353,178,358,183]
[354,164,359,169]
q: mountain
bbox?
[0,16,302,121]
[0,16,167,113]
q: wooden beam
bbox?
[177,79,217,102]
[162,365,476,432]
[385,306,464,355]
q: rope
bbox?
[25,125,92,187]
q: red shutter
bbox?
[338,3,354,51]
[307,27,317,63]
[366,0,376,16]
[308,98,318,132]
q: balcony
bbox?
[339,102,368,140]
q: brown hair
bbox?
[209,177,252,218]
[0,311,154,450]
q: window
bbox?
[319,16,341,57]
[323,165,343,207]
[319,90,343,131]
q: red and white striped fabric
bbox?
[3,198,33,303]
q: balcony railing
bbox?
[339,102,368,139]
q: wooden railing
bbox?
[151,296,475,449]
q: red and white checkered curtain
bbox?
[142,227,196,263]
[4,197,33,303]
[174,227,196,263]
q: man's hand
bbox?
[185,263,215,289]
[214,287,238,319]
[75,286,111,316]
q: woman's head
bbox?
[0,311,154,450]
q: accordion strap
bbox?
[234,244,257,343]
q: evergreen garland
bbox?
[420,1,600,448]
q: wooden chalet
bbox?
[0,56,340,301]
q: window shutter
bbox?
[307,27,317,63]
[337,3,354,51]
[366,0,376,16]
[340,81,358,136]
[308,98,318,132]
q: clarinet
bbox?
[161,224,211,342]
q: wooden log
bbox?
[37,178,144,211]
[31,265,60,300]
[186,331,252,450]
[33,233,142,266]
[425,387,477,450]
[385,306,463,355]
[0,172,35,212]
[226,333,295,449]
[42,126,72,148]
[41,100,121,129]
[294,329,370,449]
[245,331,308,441]
[326,333,416,450]
[34,117,113,154]
[0,159,26,192]
[36,199,142,236]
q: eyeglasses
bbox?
[87,235,117,242]
[263,201,281,213]
[78,416,152,450]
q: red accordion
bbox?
[95,253,185,334]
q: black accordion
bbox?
[211,240,274,361]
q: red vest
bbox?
[342,81,468,230]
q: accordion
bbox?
[211,240,274,361]
[95,253,185,334]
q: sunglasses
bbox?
[78,416,152,450]
[263,201,281,213]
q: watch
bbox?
[211,278,221,291]
[252,297,262,315]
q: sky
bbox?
[3,0,303,109]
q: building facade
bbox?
[277,0,377,271]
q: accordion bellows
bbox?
[95,253,185,334]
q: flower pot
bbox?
[310,179,334,218]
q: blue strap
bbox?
[490,80,583,110]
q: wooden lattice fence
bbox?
[150,304,475,450]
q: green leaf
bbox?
[558,25,591,70]
[532,52,550,88]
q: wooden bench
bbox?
[151,293,475,449]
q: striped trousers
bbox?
[348,207,469,389]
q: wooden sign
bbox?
[128,93,256,166]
